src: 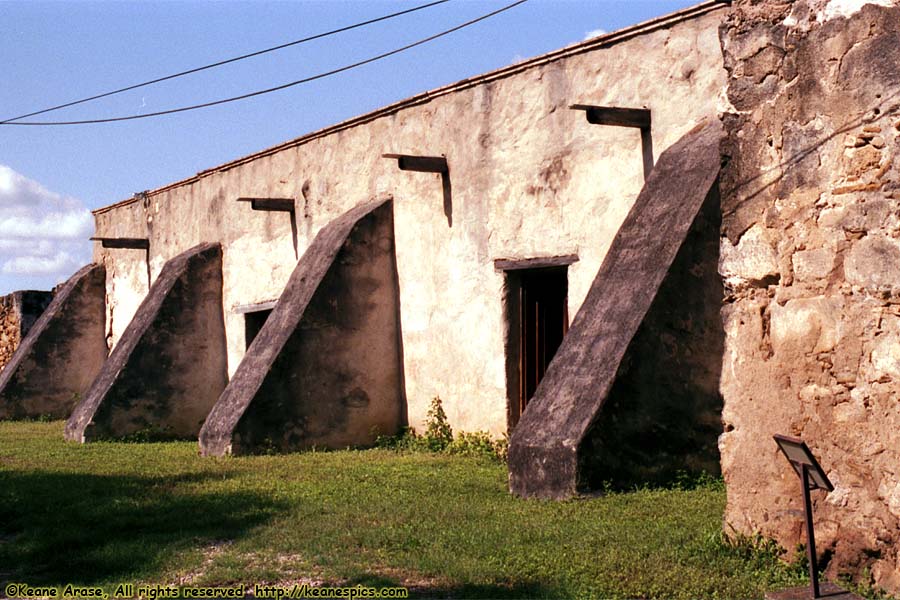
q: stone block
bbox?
[840,199,890,233]
[719,223,780,286]
[833,398,867,423]
[769,297,842,356]
[844,235,900,291]
[792,247,836,282]
[869,315,900,380]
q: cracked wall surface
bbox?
[718,0,900,591]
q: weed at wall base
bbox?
[374,396,507,462]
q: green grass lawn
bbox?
[0,421,813,599]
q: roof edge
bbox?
[93,0,728,216]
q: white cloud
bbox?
[0,165,93,288]
[2,252,82,276]
[584,28,608,40]
[0,212,92,239]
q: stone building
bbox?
[62,0,730,451]
[2,0,900,591]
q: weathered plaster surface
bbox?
[65,245,227,442]
[0,270,103,420]
[508,119,724,499]
[200,199,403,455]
[92,6,727,438]
[719,0,900,590]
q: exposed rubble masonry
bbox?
[0,290,52,372]
[718,0,900,591]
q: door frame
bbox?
[502,262,571,431]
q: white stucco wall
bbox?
[92,3,727,437]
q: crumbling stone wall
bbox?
[0,298,20,371]
[0,291,53,372]
[718,0,900,590]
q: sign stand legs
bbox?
[801,465,820,599]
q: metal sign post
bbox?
[773,434,834,599]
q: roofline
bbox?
[93,0,729,216]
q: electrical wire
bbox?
[0,0,451,125]
[4,0,527,126]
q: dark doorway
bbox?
[504,267,569,431]
[244,309,273,349]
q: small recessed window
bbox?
[244,309,273,350]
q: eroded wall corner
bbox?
[0,290,53,372]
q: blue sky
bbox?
[0,0,699,293]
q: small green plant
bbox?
[493,434,509,462]
[704,528,808,589]
[723,531,788,564]
[257,435,281,455]
[374,426,424,451]
[447,431,507,462]
[16,412,59,423]
[839,567,899,600]
[374,398,507,461]
[792,542,810,578]
[671,469,725,492]
[423,396,453,451]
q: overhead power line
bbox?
[4,0,528,127]
[0,0,451,125]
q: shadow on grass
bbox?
[407,583,558,600]
[345,573,559,599]
[0,470,286,586]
